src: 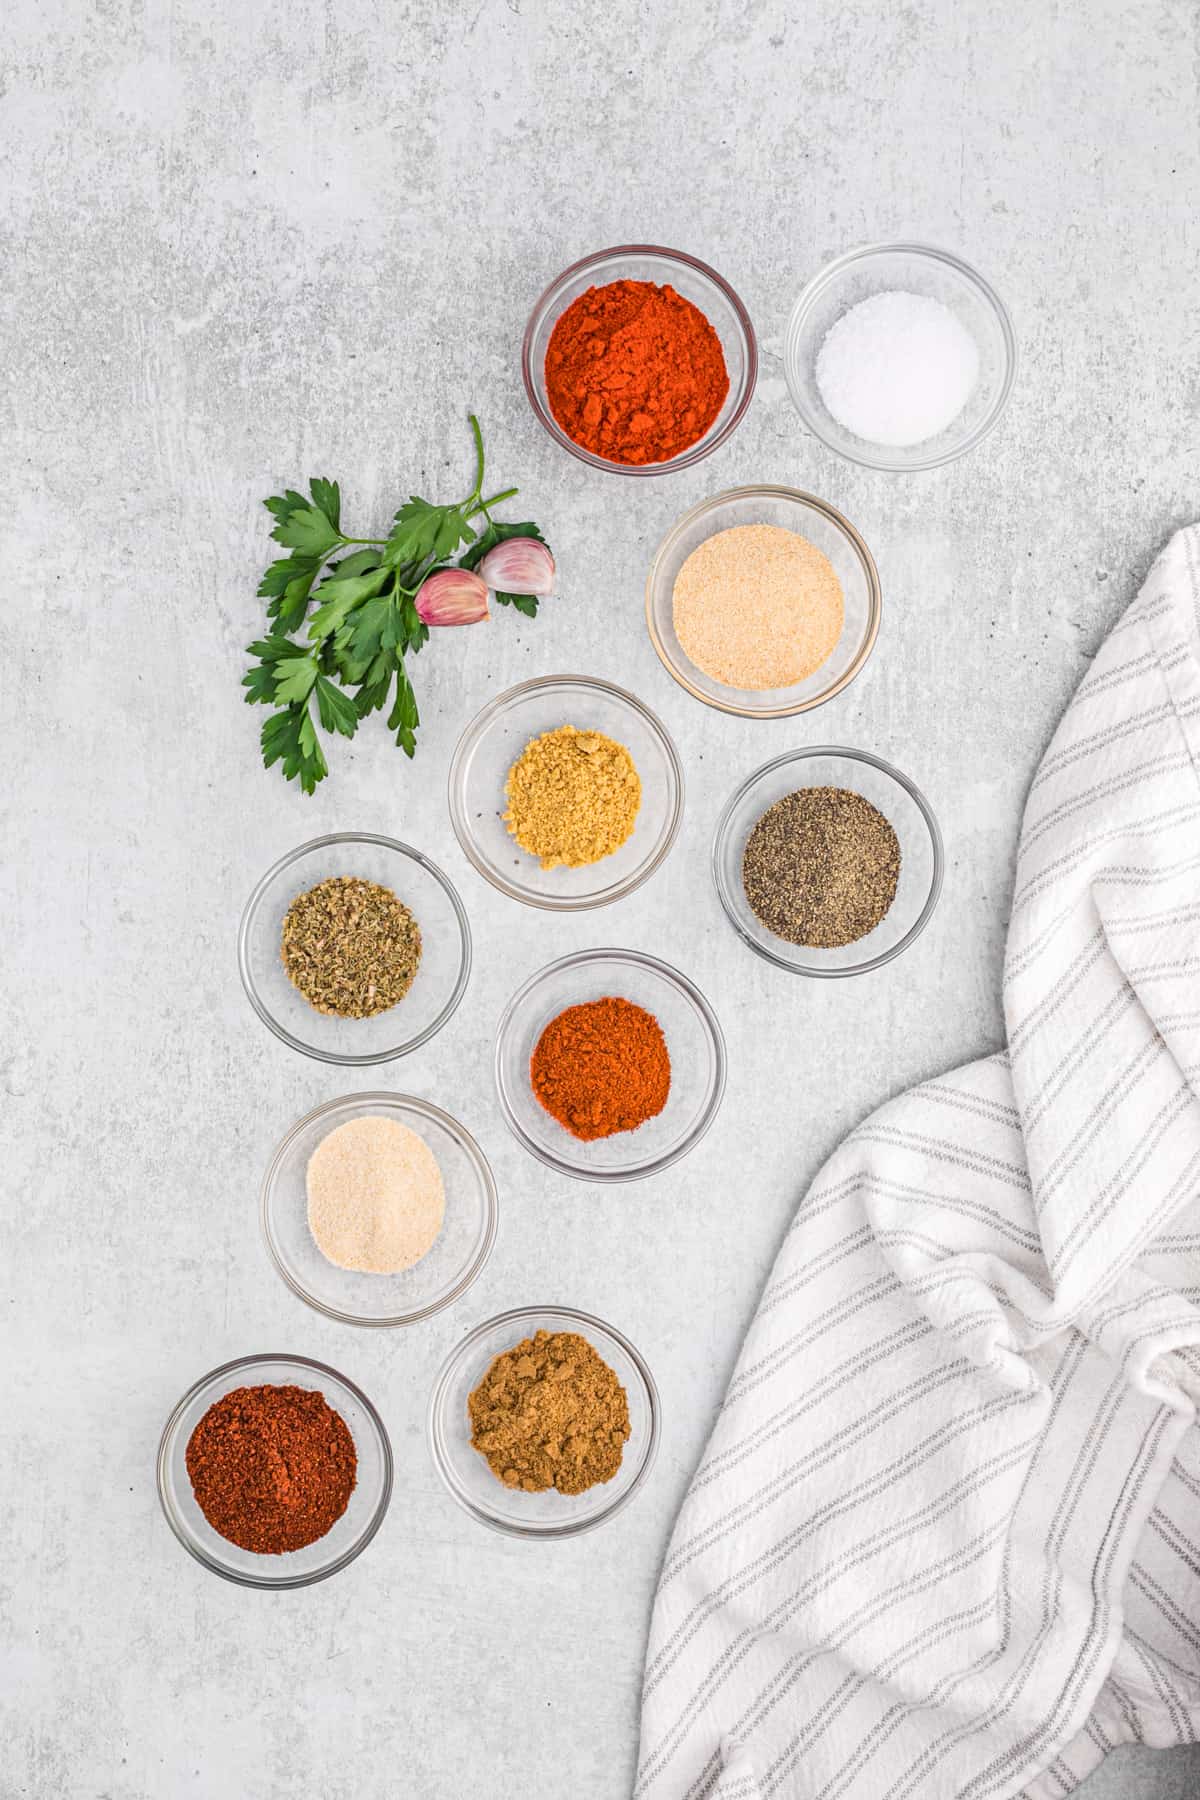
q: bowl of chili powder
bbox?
[494,948,727,1181]
[156,1352,392,1587]
[523,245,757,474]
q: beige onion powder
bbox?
[306,1115,445,1274]
[671,522,844,691]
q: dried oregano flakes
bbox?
[281,876,422,1018]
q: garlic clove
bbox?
[478,536,556,596]
[413,567,490,626]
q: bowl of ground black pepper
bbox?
[713,748,944,976]
[156,1352,392,1587]
[238,833,471,1064]
[495,949,726,1180]
[427,1306,660,1538]
[523,245,757,475]
[448,676,684,911]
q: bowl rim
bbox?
[713,745,945,977]
[156,1350,394,1588]
[784,240,1018,472]
[260,1091,500,1328]
[493,946,727,1181]
[447,674,685,912]
[426,1304,661,1539]
[237,831,472,1065]
[521,242,759,476]
[644,483,883,718]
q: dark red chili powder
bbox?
[530,995,671,1142]
[185,1384,357,1554]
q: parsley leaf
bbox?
[497,590,540,618]
[261,703,328,795]
[387,663,420,757]
[272,653,320,705]
[315,674,359,738]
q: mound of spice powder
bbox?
[468,1329,631,1495]
[504,724,641,870]
[531,995,670,1141]
[742,787,901,948]
[185,1384,357,1554]
[672,523,844,691]
[281,875,421,1018]
[544,279,729,465]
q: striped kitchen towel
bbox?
[637,524,1200,1800]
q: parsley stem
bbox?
[466,412,486,507]
[472,486,518,513]
[338,535,387,546]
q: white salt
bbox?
[815,290,980,448]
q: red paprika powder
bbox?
[530,995,671,1141]
[185,1384,357,1554]
[544,279,729,465]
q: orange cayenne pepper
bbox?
[544,279,729,465]
[530,996,671,1141]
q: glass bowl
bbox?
[714,747,943,976]
[645,485,881,718]
[522,244,757,475]
[156,1352,393,1588]
[427,1305,659,1538]
[261,1092,498,1327]
[494,948,725,1181]
[447,676,684,911]
[238,833,471,1065]
[784,243,1017,471]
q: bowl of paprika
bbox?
[494,948,727,1181]
[523,245,757,474]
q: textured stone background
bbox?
[4,0,1199,1795]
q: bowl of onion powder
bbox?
[784,242,1016,471]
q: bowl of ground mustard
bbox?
[427,1305,660,1538]
[645,486,881,718]
[447,675,684,910]
[713,747,943,976]
[238,833,472,1065]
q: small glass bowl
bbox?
[447,676,684,911]
[261,1092,498,1327]
[645,485,881,719]
[495,948,726,1181]
[238,833,471,1065]
[784,243,1017,471]
[156,1352,393,1588]
[522,244,758,475]
[428,1306,660,1538]
[713,747,944,976]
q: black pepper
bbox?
[742,787,901,948]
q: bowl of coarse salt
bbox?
[784,242,1016,471]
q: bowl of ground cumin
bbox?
[427,1306,660,1538]
[523,245,757,475]
[238,833,471,1065]
[156,1352,392,1587]
[646,486,882,719]
[713,747,944,977]
[448,676,684,911]
[494,948,726,1181]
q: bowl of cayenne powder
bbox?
[646,486,882,719]
[156,1352,392,1587]
[522,246,757,474]
[427,1305,659,1538]
[713,747,944,977]
[494,948,726,1181]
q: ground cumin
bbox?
[503,724,641,870]
[468,1329,631,1495]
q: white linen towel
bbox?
[638,525,1200,1800]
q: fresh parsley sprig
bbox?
[243,415,548,794]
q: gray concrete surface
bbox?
[4,1,1200,1795]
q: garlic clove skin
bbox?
[478,537,556,596]
[413,568,490,626]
